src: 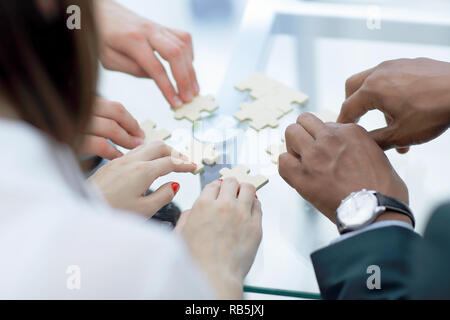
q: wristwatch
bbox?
[335,189,415,234]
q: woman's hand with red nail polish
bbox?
[171,182,180,195]
[89,141,196,217]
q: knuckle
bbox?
[149,140,166,150]
[307,145,327,162]
[195,197,209,209]
[111,102,126,116]
[97,139,112,156]
[133,161,148,172]
[278,152,290,165]
[278,152,294,174]
[180,31,192,43]
[224,176,239,185]
[125,29,145,42]
[363,73,381,89]
[285,123,298,141]
[321,130,340,144]
[297,112,314,124]
[218,201,233,214]
[345,76,356,93]
[240,182,256,194]
[140,21,154,32]
[109,122,122,138]
[344,123,365,134]
[149,61,166,78]
[168,45,183,59]
[378,59,396,68]
[102,119,120,137]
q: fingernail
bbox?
[135,137,144,145]
[194,83,200,95]
[173,96,183,108]
[171,182,180,195]
[255,195,258,199]
[218,179,223,182]
[185,91,193,102]
[140,129,146,139]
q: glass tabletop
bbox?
[101,0,450,298]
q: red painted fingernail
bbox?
[171,182,180,194]
[255,195,258,199]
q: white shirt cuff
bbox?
[331,220,415,244]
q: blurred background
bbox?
[98,0,450,299]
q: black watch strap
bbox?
[375,193,415,228]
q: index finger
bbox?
[147,156,197,181]
[118,38,181,108]
[198,180,221,201]
[126,142,190,163]
[296,113,327,139]
[93,98,144,138]
[338,88,377,124]
[344,67,375,98]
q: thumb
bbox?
[140,182,180,217]
[368,127,397,151]
[396,147,410,154]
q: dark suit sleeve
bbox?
[411,203,450,299]
[311,226,421,299]
[311,202,450,300]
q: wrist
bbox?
[203,267,244,300]
[373,210,413,226]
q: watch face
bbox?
[337,191,378,228]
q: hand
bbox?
[81,97,145,160]
[95,0,199,108]
[339,58,450,153]
[279,113,408,223]
[176,178,262,299]
[88,141,197,217]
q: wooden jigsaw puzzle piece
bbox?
[235,73,309,111]
[140,119,171,143]
[219,165,268,191]
[174,95,219,122]
[235,73,276,98]
[234,101,283,131]
[185,139,221,174]
[266,139,287,164]
[269,86,309,113]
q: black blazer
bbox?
[310,202,450,299]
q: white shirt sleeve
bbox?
[0,203,215,299]
[331,220,415,245]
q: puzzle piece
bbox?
[234,100,284,131]
[174,95,219,122]
[185,139,221,174]
[312,109,338,123]
[236,72,309,113]
[266,139,287,164]
[236,73,278,99]
[219,165,269,191]
[140,119,171,143]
